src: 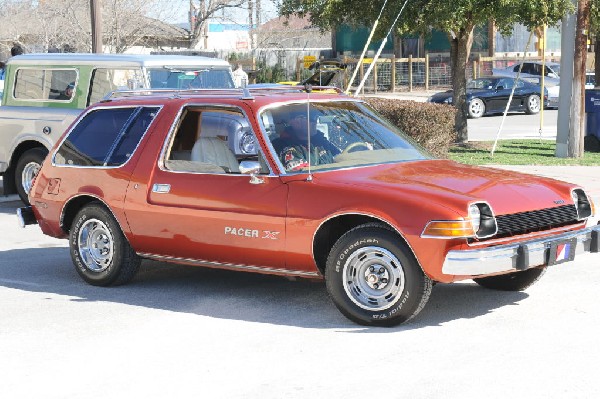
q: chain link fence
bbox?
[338,55,561,93]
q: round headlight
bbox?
[468,204,481,233]
[571,190,579,204]
[239,131,256,154]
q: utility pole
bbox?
[90,0,103,53]
[569,0,590,157]
[556,1,577,157]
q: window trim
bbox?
[87,67,146,106]
[157,103,275,177]
[257,98,431,176]
[51,104,163,169]
[12,66,79,103]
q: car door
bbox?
[488,78,513,112]
[125,105,290,272]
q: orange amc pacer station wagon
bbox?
[17,86,600,326]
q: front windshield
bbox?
[261,101,431,173]
[148,68,235,89]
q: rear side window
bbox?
[14,68,77,101]
[55,106,159,167]
[88,68,144,105]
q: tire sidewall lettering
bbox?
[372,290,410,320]
[71,211,114,275]
[335,238,379,273]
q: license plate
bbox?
[547,238,577,266]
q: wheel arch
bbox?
[312,213,421,276]
[60,194,122,236]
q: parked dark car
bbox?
[427,76,548,118]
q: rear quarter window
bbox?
[54,106,159,167]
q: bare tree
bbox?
[189,0,247,49]
[0,0,182,54]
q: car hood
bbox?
[317,159,575,217]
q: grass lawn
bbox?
[448,139,600,166]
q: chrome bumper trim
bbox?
[138,252,321,278]
[442,224,600,276]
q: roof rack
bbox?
[100,86,343,102]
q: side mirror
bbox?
[240,160,264,185]
[496,85,504,91]
[239,160,261,175]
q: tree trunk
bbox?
[448,27,474,143]
[570,0,590,157]
[248,0,254,49]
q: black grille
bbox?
[494,204,579,238]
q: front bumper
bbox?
[442,224,600,276]
[547,96,559,108]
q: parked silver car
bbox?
[493,62,560,107]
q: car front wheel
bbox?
[325,224,433,327]
[467,98,485,118]
[70,203,141,286]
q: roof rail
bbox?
[100,85,344,102]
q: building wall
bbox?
[206,23,251,51]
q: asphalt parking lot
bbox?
[1,168,600,399]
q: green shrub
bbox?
[364,98,457,157]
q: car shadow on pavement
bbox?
[0,247,529,330]
[0,200,23,215]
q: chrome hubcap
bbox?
[469,100,484,117]
[343,246,405,311]
[529,96,540,112]
[21,161,41,194]
[78,218,114,272]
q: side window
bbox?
[500,78,513,90]
[164,107,264,174]
[88,68,144,105]
[14,68,77,101]
[518,63,532,74]
[55,106,159,167]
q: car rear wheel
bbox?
[473,266,546,291]
[325,224,433,327]
[467,98,485,118]
[525,94,541,114]
[70,203,141,286]
[15,147,48,204]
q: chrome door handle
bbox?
[152,183,171,193]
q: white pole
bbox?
[354,0,409,97]
[491,31,534,156]
[344,0,389,94]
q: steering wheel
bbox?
[341,141,371,155]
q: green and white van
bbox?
[0,53,235,202]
